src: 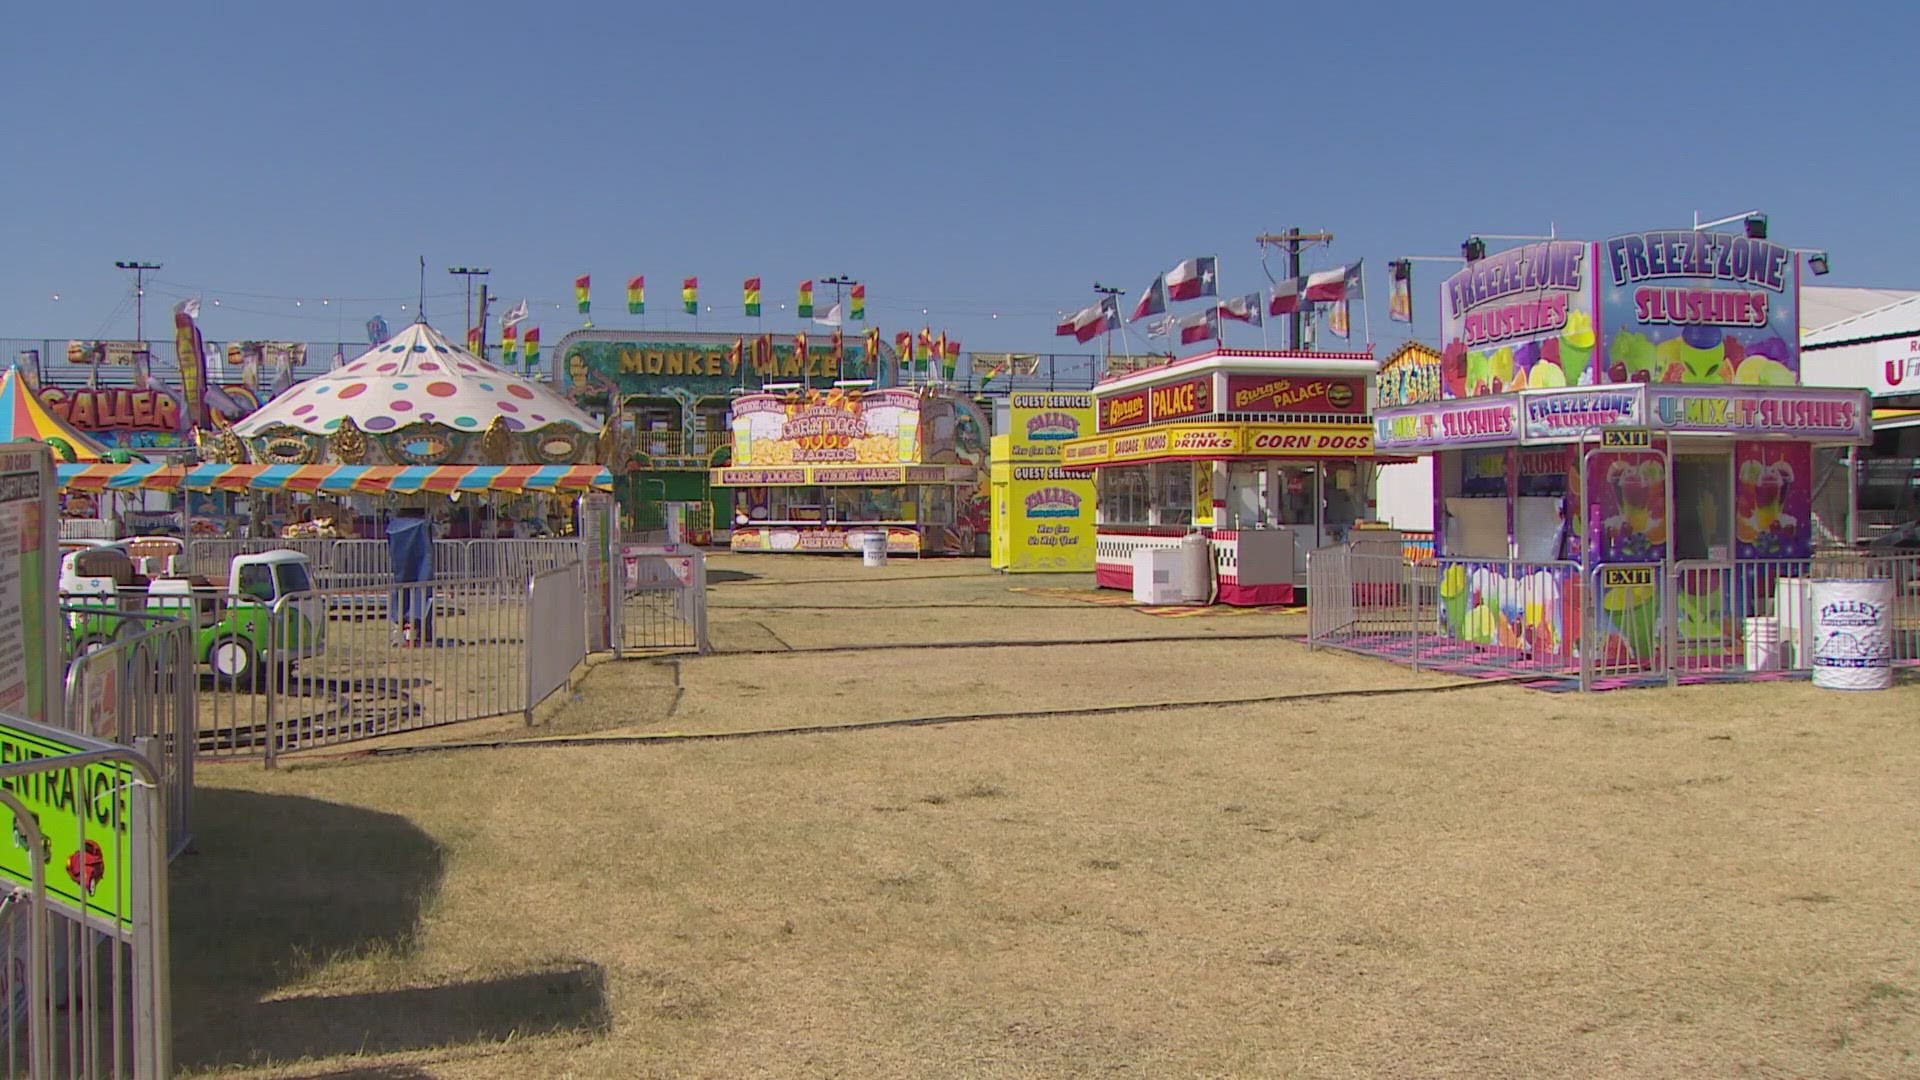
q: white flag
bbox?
[813,302,843,327]
[179,297,201,320]
[1144,315,1175,339]
[503,299,529,327]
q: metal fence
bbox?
[0,731,172,1078]
[187,537,586,588]
[614,546,708,656]
[1310,543,1920,690]
[60,617,195,859]
[527,565,589,717]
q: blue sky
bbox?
[4,0,1914,363]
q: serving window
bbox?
[1097,466,1150,526]
[1151,462,1193,526]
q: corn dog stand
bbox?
[1060,348,1377,604]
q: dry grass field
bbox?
[174,554,1920,1078]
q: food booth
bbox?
[1370,230,1875,675]
[1060,348,1378,604]
[716,387,988,555]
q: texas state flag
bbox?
[1177,308,1219,344]
[1219,292,1263,324]
[1268,277,1305,316]
[1132,275,1168,322]
[1165,257,1218,301]
[1304,261,1364,303]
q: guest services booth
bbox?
[1060,348,1377,604]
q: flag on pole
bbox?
[797,280,814,318]
[934,332,947,379]
[863,327,880,381]
[467,326,483,354]
[1268,277,1306,316]
[894,331,912,383]
[849,283,866,321]
[501,320,519,364]
[1144,314,1175,339]
[794,331,808,371]
[1304,260,1364,303]
[574,275,591,314]
[1132,275,1168,321]
[682,277,699,314]
[814,302,843,327]
[1219,292,1264,325]
[1388,261,1413,323]
[730,336,744,374]
[941,337,959,382]
[744,277,761,317]
[503,299,529,327]
[1327,299,1351,339]
[523,326,540,367]
[1166,257,1219,301]
[1054,298,1116,343]
[626,276,644,315]
[1177,308,1220,345]
[831,328,845,369]
[916,327,932,374]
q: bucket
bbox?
[861,531,889,568]
[1743,617,1780,671]
[1811,578,1895,690]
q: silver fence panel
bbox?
[263,575,531,763]
[61,620,195,859]
[525,565,588,721]
[614,546,707,655]
[0,734,172,1077]
[466,539,586,583]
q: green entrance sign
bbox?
[0,719,136,932]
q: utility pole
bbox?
[1255,229,1334,349]
[476,282,493,361]
[447,266,490,349]
[821,275,854,377]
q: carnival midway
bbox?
[1,218,1917,1074]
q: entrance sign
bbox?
[0,718,137,932]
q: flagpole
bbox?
[1359,263,1373,350]
[1211,254,1224,349]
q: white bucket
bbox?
[1811,578,1895,690]
[1743,617,1780,671]
[861,531,888,568]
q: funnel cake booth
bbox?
[714,386,988,555]
[1061,348,1379,605]
[1372,231,1872,673]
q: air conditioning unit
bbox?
[1132,547,1186,604]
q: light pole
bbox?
[113,260,160,390]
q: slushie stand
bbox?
[1359,230,1884,686]
[1060,348,1377,604]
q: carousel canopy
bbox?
[56,462,612,494]
[231,321,600,439]
[1,365,113,462]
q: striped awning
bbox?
[180,464,613,494]
[56,463,188,490]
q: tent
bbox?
[0,365,112,462]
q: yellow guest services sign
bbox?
[998,393,1096,572]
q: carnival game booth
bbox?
[715,386,989,555]
[1060,348,1378,605]
[1338,229,1899,688]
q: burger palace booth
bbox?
[1365,229,1883,683]
[1059,348,1379,605]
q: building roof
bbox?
[1802,287,1920,346]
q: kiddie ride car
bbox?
[60,545,327,685]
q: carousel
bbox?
[51,322,616,539]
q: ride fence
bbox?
[526,565,589,718]
[0,731,172,1078]
[613,546,708,656]
[187,537,587,589]
[1310,543,1920,690]
[59,614,195,859]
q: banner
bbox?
[1599,230,1800,386]
[1439,239,1596,397]
[64,341,147,366]
[172,302,210,429]
[1389,263,1413,323]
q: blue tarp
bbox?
[387,515,434,641]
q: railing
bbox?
[1310,542,1920,690]
[0,731,172,1078]
[526,565,589,719]
[61,617,195,858]
[626,430,725,461]
[187,537,589,588]
[615,546,708,656]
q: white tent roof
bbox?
[233,321,599,438]
[1801,286,1920,344]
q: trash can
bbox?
[1811,578,1895,690]
[861,531,889,568]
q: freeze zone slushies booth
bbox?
[1061,348,1377,604]
[1371,230,1873,679]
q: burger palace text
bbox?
[1059,349,1379,606]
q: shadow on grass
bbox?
[706,568,759,584]
[170,789,609,1072]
